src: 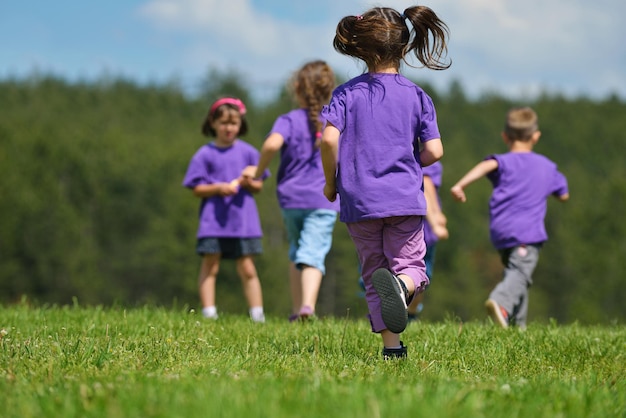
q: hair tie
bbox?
[355,15,363,20]
[315,132,322,139]
[401,13,407,20]
[210,97,247,116]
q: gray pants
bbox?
[489,244,540,328]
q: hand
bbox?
[430,212,449,240]
[432,223,449,240]
[323,183,337,202]
[238,176,254,191]
[238,173,263,194]
[220,182,239,196]
[450,185,467,202]
[241,165,258,179]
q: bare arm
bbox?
[450,159,499,203]
[424,176,449,240]
[252,132,284,179]
[238,133,284,193]
[192,183,238,198]
[420,138,444,167]
[320,123,340,202]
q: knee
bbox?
[238,262,259,281]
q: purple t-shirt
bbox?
[422,161,443,247]
[486,152,569,249]
[321,73,441,223]
[269,109,339,211]
[182,140,267,239]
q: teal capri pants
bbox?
[281,209,337,275]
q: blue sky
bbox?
[1,0,624,102]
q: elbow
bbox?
[431,141,444,161]
[264,142,282,153]
[421,149,443,167]
[320,136,334,149]
[420,139,444,166]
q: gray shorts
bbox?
[196,237,263,260]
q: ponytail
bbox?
[402,6,451,70]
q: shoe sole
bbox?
[485,299,508,328]
[371,268,408,333]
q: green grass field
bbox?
[1,304,624,418]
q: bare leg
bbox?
[300,265,323,311]
[289,263,302,316]
[381,330,401,348]
[236,256,263,308]
[397,273,416,294]
[407,292,424,315]
[198,254,220,308]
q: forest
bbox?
[1,70,624,324]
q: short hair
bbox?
[504,107,538,141]
[201,98,249,137]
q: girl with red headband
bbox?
[183,97,269,323]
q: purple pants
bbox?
[347,216,429,332]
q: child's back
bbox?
[485,151,568,250]
[271,107,337,211]
[324,73,438,222]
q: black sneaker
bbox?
[371,268,409,333]
[382,342,407,360]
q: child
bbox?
[183,97,268,323]
[407,161,449,321]
[450,106,569,329]
[320,5,450,359]
[247,60,339,321]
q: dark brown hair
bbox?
[201,97,249,137]
[504,107,538,141]
[290,60,335,137]
[333,5,450,72]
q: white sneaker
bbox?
[485,299,509,328]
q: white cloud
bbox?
[139,0,334,57]
[138,0,626,100]
[138,0,348,98]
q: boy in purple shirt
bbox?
[183,97,269,323]
[451,106,569,328]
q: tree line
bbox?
[0,70,624,324]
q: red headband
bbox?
[210,98,247,116]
